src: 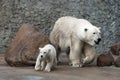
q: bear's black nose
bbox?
[95,38,101,45]
[98,38,101,42]
[41,55,43,58]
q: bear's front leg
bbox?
[35,56,41,71]
[83,43,96,65]
[69,37,83,67]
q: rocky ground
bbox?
[0,54,120,80]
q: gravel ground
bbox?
[0,54,120,80]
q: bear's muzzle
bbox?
[95,38,101,45]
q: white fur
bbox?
[35,44,57,72]
[50,16,101,67]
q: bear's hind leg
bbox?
[56,47,61,64]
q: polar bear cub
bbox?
[35,44,57,72]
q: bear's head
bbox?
[39,48,51,60]
[85,26,101,46]
[76,24,101,46]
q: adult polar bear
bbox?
[50,16,101,67]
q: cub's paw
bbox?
[44,68,51,72]
[35,66,41,71]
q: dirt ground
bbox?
[0,54,120,80]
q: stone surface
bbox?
[97,52,114,67]
[5,24,49,66]
[0,0,120,53]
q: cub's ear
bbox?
[39,48,42,51]
[84,28,88,32]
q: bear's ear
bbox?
[84,28,88,32]
[48,49,51,53]
[98,27,101,30]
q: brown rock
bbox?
[114,57,120,67]
[110,42,120,56]
[97,52,114,67]
[5,24,49,66]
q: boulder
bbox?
[5,24,49,66]
[114,57,120,67]
[110,42,120,56]
[97,52,114,67]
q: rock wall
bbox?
[0,0,120,53]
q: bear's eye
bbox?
[93,32,96,34]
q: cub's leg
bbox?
[44,62,53,72]
[35,56,41,71]
[41,61,46,70]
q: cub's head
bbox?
[39,48,51,59]
[77,25,101,46]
